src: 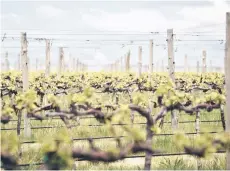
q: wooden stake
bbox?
[21,32,31,138]
[35,58,38,71]
[167,29,175,82]
[138,46,142,77]
[167,29,178,130]
[76,58,79,72]
[197,61,200,73]
[149,40,153,73]
[126,51,130,72]
[58,47,64,75]
[225,12,230,170]
[202,50,207,73]
[45,40,51,76]
[225,43,227,75]
[73,58,76,71]
[5,51,9,71]
[184,54,188,72]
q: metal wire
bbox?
[1,120,223,131]
[17,150,226,167]
[21,131,222,144]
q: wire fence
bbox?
[1,120,223,131]
[20,131,222,144]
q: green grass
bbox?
[1,90,226,170]
[1,108,226,170]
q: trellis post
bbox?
[21,32,31,138]
[225,12,230,170]
[138,46,142,77]
[202,50,207,73]
[149,40,153,73]
[45,40,51,76]
[58,47,64,75]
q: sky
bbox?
[1,0,229,72]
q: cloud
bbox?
[2,13,21,25]
[80,9,199,32]
[36,5,65,18]
[177,0,230,31]
[81,1,229,33]
[82,9,168,32]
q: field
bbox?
[1,71,229,170]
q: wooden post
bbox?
[35,58,38,71]
[21,33,29,94]
[197,61,200,73]
[58,47,64,75]
[167,29,175,82]
[149,40,153,73]
[5,51,9,71]
[21,32,31,138]
[73,58,76,72]
[115,60,118,72]
[202,50,207,73]
[138,46,142,77]
[167,29,177,130]
[76,58,79,72]
[126,51,130,72]
[184,54,188,72]
[225,12,230,170]
[225,43,227,75]
[45,40,51,76]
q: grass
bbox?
[1,91,227,170]
[2,108,226,170]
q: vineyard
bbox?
[1,4,230,170]
[1,71,230,170]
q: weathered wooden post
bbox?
[202,50,207,73]
[167,29,177,130]
[21,32,31,138]
[58,47,64,75]
[138,46,142,77]
[149,40,153,73]
[35,58,38,71]
[126,51,130,72]
[167,29,175,82]
[5,51,9,71]
[197,61,200,73]
[45,40,51,76]
[184,54,188,72]
[120,56,123,72]
[18,53,21,71]
[225,12,230,170]
[73,58,76,71]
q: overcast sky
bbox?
[1,0,229,71]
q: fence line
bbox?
[20,131,222,144]
[1,120,223,131]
